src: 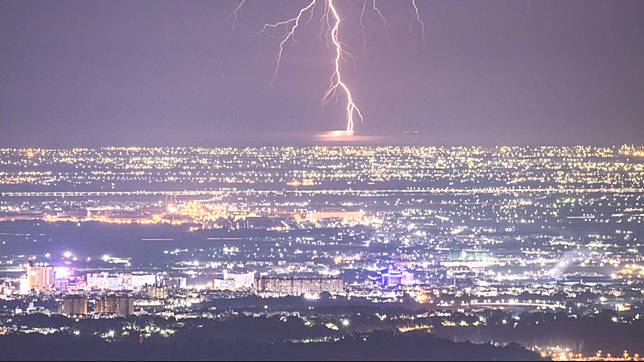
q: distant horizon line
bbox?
[0,143,641,149]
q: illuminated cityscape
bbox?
[1,0,644,360]
[0,145,642,360]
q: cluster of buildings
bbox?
[20,263,173,295]
[10,262,350,316]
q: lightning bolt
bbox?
[411,0,425,41]
[225,0,246,41]
[372,0,393,46]
[258,0,318,88]
[228,0,427,136]
[360,0,393,49]
[318,0,331,45]
[256,0,361,134]
[322,0,363,135]
[360,0,368,50]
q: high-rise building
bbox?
[212,271,256,291]
[85,272,156,291]
[128,273,157,289]
[85,272,113,290]
[145,284,169,299]
[95,295,135,316]
[0,281,12,297]
[60,295,88,316]
[255,275,343,297]
[378,267,415,288]
[27,261,55,293]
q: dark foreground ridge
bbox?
[0,329,540,361]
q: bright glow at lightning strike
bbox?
[229,0,426,136]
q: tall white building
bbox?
[26,262,55,293]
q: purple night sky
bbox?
[1,0,643,146]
